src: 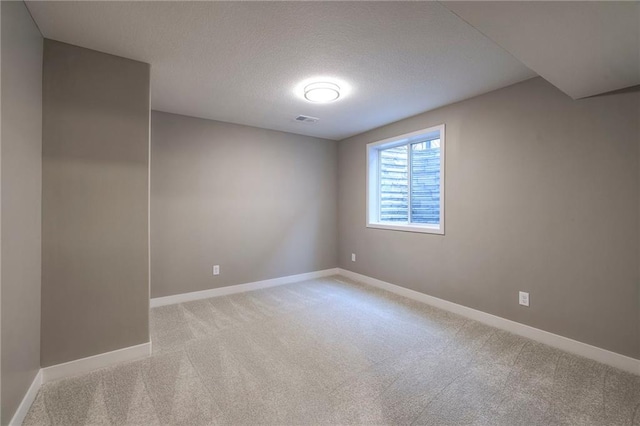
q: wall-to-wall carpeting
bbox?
[24,277,640,425]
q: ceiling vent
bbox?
[294,115,319,124]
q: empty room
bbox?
[1,1,639,425]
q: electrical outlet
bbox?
[519,291,529,307]
[351,253,356,262]
[213,265,220,276]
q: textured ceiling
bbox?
[443,1,640,100]
[26,1,535,140]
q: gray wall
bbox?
[151,111,337,298]
[1,2,42,423]
[42,40,150,366]
[338,77,640,359]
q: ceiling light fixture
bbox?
[304,82,341,103]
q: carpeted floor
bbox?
[24,276,640,425]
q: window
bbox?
[366,124,445,234]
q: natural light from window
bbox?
[366,124,445,234]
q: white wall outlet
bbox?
[351,253,356,262]
[519,291,529,307]
[213,265,220,276]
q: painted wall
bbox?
[338,77,640,359]
[41,40,150,367]
[0,2,42,423]
[151,111,337,298]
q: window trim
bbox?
[366,124,445,235]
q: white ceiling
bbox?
[26,1,536,140]
[442,1,640,100]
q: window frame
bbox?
[366,124,445,235]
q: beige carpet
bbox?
[24,276,640,425]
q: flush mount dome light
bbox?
[304,82,340,103]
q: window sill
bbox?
[366,222,444,235]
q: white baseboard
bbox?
[41,341,152,384]
[9,370,42,426]
[337,268,640,375]
[150,268,340,307]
